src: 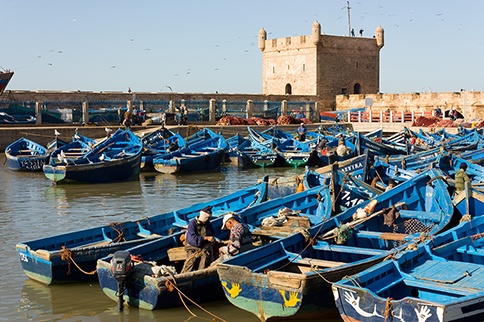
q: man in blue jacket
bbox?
[182,206,215,272]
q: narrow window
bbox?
[302,64,305,71]
[354,83,361,94]
[285,84,292,95]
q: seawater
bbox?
[0,155,341,322]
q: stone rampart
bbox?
[336,91,484,120]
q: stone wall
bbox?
[336,91,484,120]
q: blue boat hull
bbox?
[48,153,141,183]
[217,169,454,321]
[16,179,269,284]
[5,137,48,171]
[333,217,484,322]
[6,155,48,171]
[96,183,333,310]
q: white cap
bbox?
[222,212,237,230]
[198,206,212,222]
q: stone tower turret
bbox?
[375,25,384,48]
[258,28,267,51]
[312,21,321,45]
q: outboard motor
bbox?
[110,250,133,311]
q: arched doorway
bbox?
[354,83,361,94]
[285,83,292,95]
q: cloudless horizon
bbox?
[3,0,483,95]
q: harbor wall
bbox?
[336,90,484,120]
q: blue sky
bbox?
[2,0,483,94]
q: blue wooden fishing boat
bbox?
[247,126,285,148]
[15,178,269,285]
[184,127,223,146]
[304,168,381,214]
[275,138,312,168]
[95,182,334,310]
[373,147,442,171]
[458,147,484,165]
[42,129,143,183]
[332,216,484,322]
[438,153,484,185]
[313,152,370,182]
[140,128,185,171]
[216,168,454,321]
[45,138,94,168]
[317,136,357,166]
[225,134,249,164]
[370,160,418,189]
[453,183,484,218]
[153,133,227,174]
[5,137,49,171]
[234,137,278,168]
[356,132,407,157]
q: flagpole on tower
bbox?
[347,1,351,36]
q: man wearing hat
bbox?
[212,212,253,265]
[297,123,307,142]
[182,206,215,272]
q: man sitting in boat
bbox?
[297,123,307,141]
[181,206,215,273]
[211,212,253,265]
[455,162,470,194]
[336,138,348,157]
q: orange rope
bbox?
[384,297,393,320]
[162,268,226,322]
[60,246,97,275]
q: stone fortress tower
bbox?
[259,22,384,109]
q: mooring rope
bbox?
[384,297,394,320]
[18,130,68,140]
[60,246,97,275]
[269,218,328,273]
[162,269,227,322]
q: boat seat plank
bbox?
[356,231,409,241]
[296,258,347,268]
[456,246,484,257]
[312,243,387,256]
[167,246,186,261]
[404,278,479,295]
[398,210,442,222]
